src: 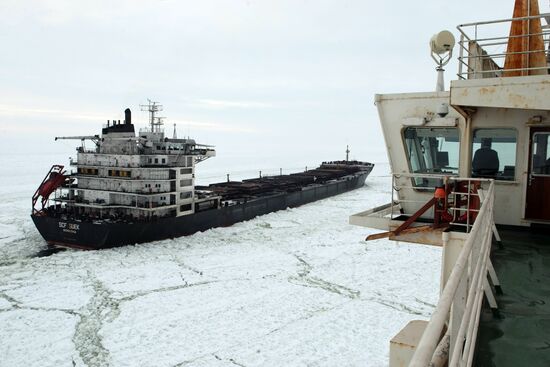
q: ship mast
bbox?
[140,99,164,133]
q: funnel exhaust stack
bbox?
[124,108,131,125]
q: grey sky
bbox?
[0,0,540,168]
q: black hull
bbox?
[32,172,370,250]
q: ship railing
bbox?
[139,127,165,134]
[456,12,550,79]
[408,180,495,367]
[390,173,492,233]
[76,147,99,153]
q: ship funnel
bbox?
[125,108,131,124]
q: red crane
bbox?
[32,165,70,214]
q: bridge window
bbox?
[403,127,460,187]
[472,128,517,180]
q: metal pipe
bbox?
[461,48,550,59]
[460,65,549,75]
[431,333,450,367]
[448,219,491,366]
[408,182,494,367]
[393,173,492,182]
[440,231,450,294]
[458,12,550,28]
[462,226,492,366]
[465,264,487,367]
[458,33,465,77]
[460,31,550,45]
[450,216,492,367]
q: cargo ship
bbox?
[31,101,373,250]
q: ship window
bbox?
[148,158,152,164]
[403,127,460,187]
[180,179,192,187]
[180,204,192,212]
[154,158,158,164]
[472,128,517,180]
[180,191,192,199]
[162,158,166,164]
[180,168,192,174]
[531,132,550,176]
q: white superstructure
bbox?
[54,102,217,221]
[351,2,550,366]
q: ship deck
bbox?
[475,227,550,367]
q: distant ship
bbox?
[31,101,373,250]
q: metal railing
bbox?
[390,173,491,232]
[408,180,495,367]
[457,13,550,79]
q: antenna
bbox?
[346,145,350,162]
[140,99,164,133]
[173,123,177,139]
[430,30,455,92]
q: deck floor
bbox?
[475,228,550,367]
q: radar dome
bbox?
[430,30,455,54]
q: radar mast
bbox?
[140,99,164,133]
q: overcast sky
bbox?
[0,0,544,169]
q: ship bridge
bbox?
[350,1,550,366]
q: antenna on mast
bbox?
[140,99,164,132]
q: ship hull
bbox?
[32,172,370,250]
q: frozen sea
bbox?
[0,153,441,367]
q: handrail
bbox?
[457,12,550,28]
[456,13,550,79]
[392,172,493,182]
[408,181,495,367]
[391,173,492,231]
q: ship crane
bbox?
[55,135,100,143]
[55,135,101,151]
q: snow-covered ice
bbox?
[0,155,441,367]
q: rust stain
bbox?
[508,93,528,107]
[479,87,496,95]
[503,0,547,77]
[393,342,416,349]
